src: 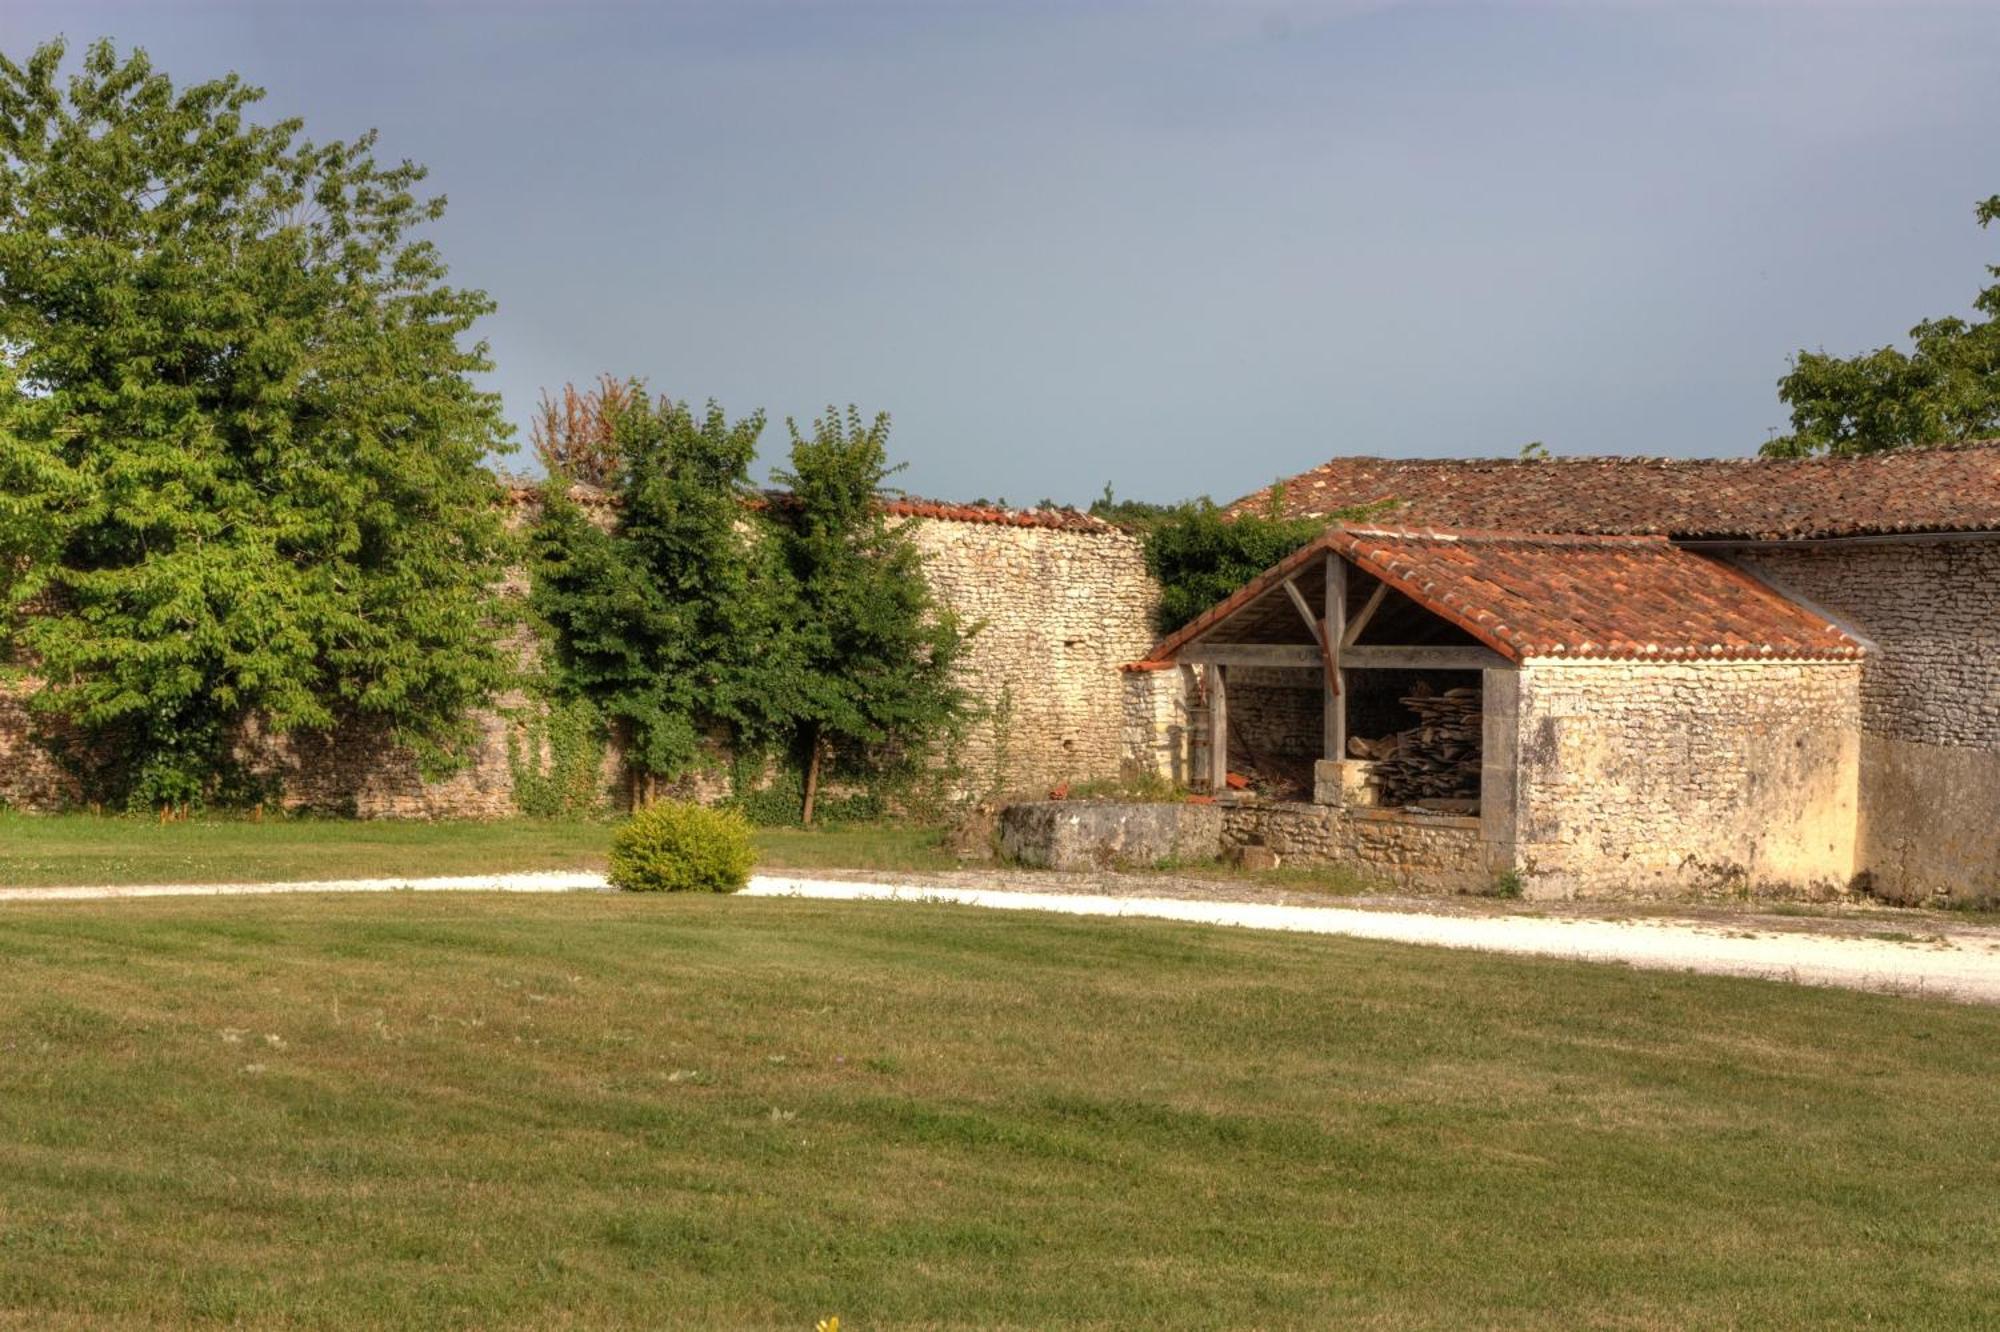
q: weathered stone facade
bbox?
[1121,664,1194,786]
[1739,539,2000,902]
[1505,659,1862,899]
[910,518,1158,798]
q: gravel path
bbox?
[749,877,2000,1005]
[6,869,1998,1005]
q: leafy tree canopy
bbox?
[0,39,512,807]
[771,407,967,823]
[1766,194,2000,457]
[528,388,796,787]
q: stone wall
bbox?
[1227,668,1322,759]
[0,683,78,811]
[911,517,1158,798]
[1219,801,1492,893]
[0,508,1159,817]
[1121,664,1194,785]
[1508,659,1862,900]
[1740,540,2000,902]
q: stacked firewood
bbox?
[1345,682,1482,809]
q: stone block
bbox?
[998,800,1223,871]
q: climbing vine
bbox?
[506,693,607,818]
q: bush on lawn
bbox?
[608,801,755,893]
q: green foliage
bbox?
[1086,481,1187,534]
[607,800,754,893]
[0,40,510,808]
[529,389,794,783]
[771,406,970,814]
[1064,772,1188,803]
[506,693,607,819]
[1141,501,1326,634]
[1767,194,2000,456]
[726,761,886,828]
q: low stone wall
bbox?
[1220,801,1493,893]
[999,799,1223,871]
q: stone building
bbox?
[1124,444,2000,902]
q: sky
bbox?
[4,2,1998,505]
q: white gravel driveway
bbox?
[747,877,2000,1004]
[6,870,1999,1005]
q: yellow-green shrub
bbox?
[608,801,755,893]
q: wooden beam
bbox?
[1324,553,1346,760]
[1341,582,1389,648]
[1283,575,1342,698]
[1342,645,1510,672]
[1181,644,1320,667]
[1281,578,1321,642]
[1207,663,1228,793]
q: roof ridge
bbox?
[1336,524,1667,545]
[1289,438,2000,470]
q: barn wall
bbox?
[1509,659,1861,900]
[1739,539,2000,904]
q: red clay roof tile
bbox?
[1228,442,2000,541]
[1145,527,1863,665]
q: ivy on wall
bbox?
[505,693,607,819]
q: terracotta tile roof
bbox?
[1228,441,2000,541]
[1145,526,1864,665]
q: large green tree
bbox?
[0,40,511,807]
[528,388,794,799]
[1766,194,2000,457]
[771,407,967,825]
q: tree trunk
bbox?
[802,727,823,828]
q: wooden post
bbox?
[1208,663,1228,793]
[1324,553,1347,761]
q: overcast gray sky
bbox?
[4,2,1998,504]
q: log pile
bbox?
[1345,682,1481,810]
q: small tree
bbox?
[529,387,794,801]
[771,407,967,825]
[531,375,635,488]
[0,40,510,808]
[1767,193,2000,456]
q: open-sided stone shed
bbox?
[1124,526,1866,899]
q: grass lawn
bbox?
[0,813,957,888]
[1,893,1997,1328]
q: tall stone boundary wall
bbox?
[910,517,1157,797]
[1505,659,1862,900]
[1740,540,2000,903]
[0,508,1159,816]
